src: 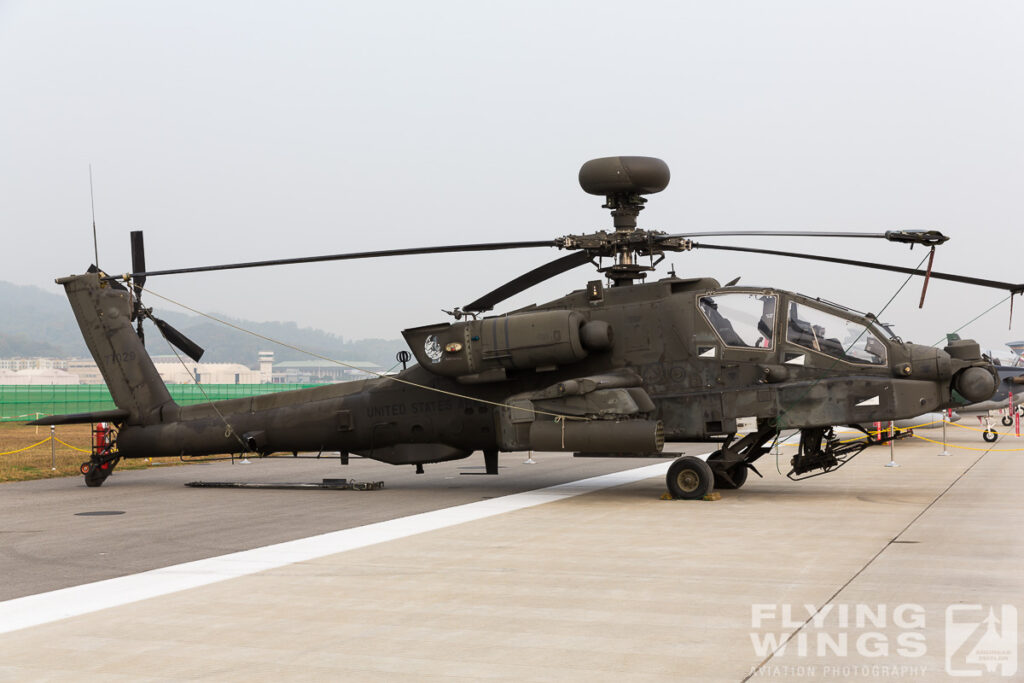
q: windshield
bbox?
[786,301,887,365]
[698,292,777,349]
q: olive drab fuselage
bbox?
[50,270,995,473]
[39,154,1012,493]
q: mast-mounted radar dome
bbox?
[578,156,670,235]
[578,156,670,196]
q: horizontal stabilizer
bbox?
[27,409,131,426]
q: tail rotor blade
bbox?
[130,230,147,295]
[152,317,205,362]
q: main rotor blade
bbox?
[671,230,887,238]
[464,251,593,313]
[664,230,948,246]
[693,242,1024,293]
[129,240,557,278]
[152,317,205,362]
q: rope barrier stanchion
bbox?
[1015,393,1021,438]
[50,426,56,471]
[885,420,899,468]
[938,410,951,457]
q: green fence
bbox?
[0,384,325,422]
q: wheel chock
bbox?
[660,491,722,501]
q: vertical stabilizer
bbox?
[60,271,175,424]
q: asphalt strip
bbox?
[0,460,672,636]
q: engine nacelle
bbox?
[403,311,612,380]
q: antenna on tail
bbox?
[89,165,99,267]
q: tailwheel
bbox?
[83,458,119,487]
[666,456,714,500]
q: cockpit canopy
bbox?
[698,290,887,365]
[698,292,776,350]
[786,300,886,365]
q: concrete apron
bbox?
[0,431,1021,682]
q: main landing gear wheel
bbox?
[666,456,714,500]
[1002,416,1013,426]
[983,429,998,443]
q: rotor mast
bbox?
[603,189,649,285]
[575,156,674,286]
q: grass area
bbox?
[0,422,182,483]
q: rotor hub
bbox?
[568,156,687,285]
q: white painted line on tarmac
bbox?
[0,461,672,635]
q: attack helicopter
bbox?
[34,156,1024,499]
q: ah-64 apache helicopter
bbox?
[34,157,1023,498]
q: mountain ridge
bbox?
[0,280,406,369]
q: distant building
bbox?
[2,368,80,385]
[1,357,103,383]
[0,357,68,371]
[66,358,105,384]
[259,351,274,378]
[0,358,80,384]
[272,360,380,384]
[149,350,276,385]
[1,350,380,387]
[153,362,265,385]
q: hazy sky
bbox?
[1,1,1021,356]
